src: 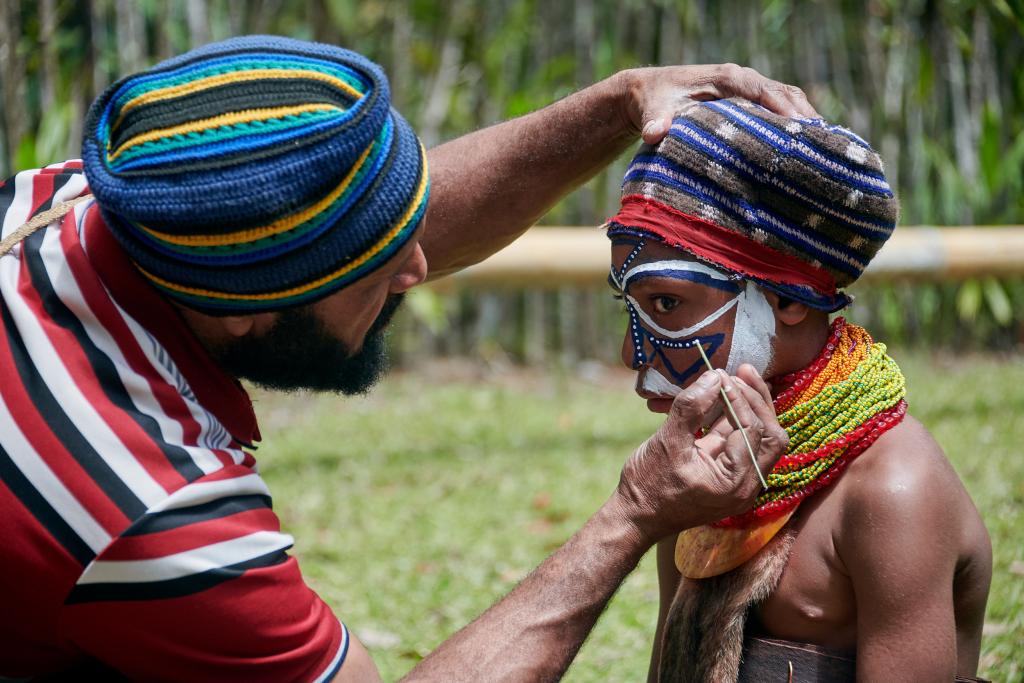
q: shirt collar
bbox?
[83,202,261,446]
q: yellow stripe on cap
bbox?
[137,134,378,247]
[136,145,429,301]
[113,68,364,132]
[107,103,340,161]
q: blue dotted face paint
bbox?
[610,244,737,385]
[633,319,726,386]
[610,243,777,393]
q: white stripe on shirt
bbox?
[77,530,294,584]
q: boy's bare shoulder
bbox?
[833,414,985,559]
[843,414,957,498]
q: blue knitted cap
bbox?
[82,35,428,314]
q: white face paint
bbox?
[641,367,683,397]
[725,280,776,376]
[617,258,777,389]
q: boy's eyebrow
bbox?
[610,236,643,248]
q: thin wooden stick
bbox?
[694,340,768,490]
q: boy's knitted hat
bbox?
[605,98,898,311]
[82,35,428,314]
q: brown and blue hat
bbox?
[605,97,899,311]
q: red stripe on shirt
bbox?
[83,208,260,447]
[16,233,187,494]
[0,308,130,536]
[29,167,56,217]
[0,480,84,676]
[61,206,237,469]
[39,160,84,175]
[60,557,343,683]
[99,507,280,561]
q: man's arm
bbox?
[332,369,785,682]
[421,65,816,278]
[839,420,967,682]
[379,366,787,682]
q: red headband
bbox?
[608,196,839,297]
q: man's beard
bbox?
[212,293,405,394]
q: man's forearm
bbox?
[403,495,650,682]
[421,72,634,279]
[400,369,786,681]
[418,64,818,280]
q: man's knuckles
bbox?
[669,384,720,421]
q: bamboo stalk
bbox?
[434,227,1024,290]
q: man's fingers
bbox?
[732,373,776,432]
[725,422,763,474]
[736,364,774,406]
[628,65,818,145]
[668,370,723,434]
[714,371,782,484]
[732,370,788,472]
[694,430,726,457]
[717,371,759,432]
[775,82,818,118]
[732,379,786,474]
[707,414,729,439]
[706,369,763,439]
[709,64,818,118]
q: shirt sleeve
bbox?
[57,467,348,683]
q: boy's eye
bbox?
[653,296,679,314]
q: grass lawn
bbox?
[251,349,1023,682]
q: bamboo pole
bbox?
[431,227,1024,290]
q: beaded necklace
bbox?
[675,318,908,577]
[717,318,907,527]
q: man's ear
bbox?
[220,315,257,338]
[220,312,280,338]
[765,292,810,327]
[176,304,274,344]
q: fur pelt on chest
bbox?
[658,528,796,683]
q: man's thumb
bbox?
[641,114,671,144]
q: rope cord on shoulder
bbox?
[0,194,94,257]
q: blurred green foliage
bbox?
[1,0,1022,348]
[4,0,1023,224]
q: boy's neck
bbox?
[767,316,834,398]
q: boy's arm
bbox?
[838,422,963,682]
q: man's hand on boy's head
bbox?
[615,367,787,543]
[617,64,819,145]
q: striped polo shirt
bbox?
[0,161,347,681]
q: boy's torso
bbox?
[748,415,990,664]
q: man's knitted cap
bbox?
[82,35,428,314]
[605,98,898,311]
